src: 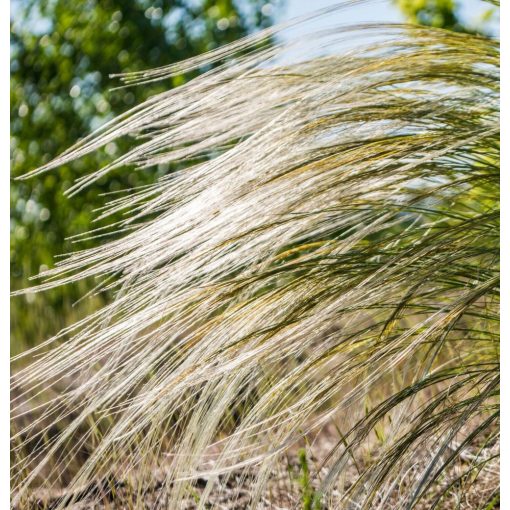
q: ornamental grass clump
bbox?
[11,2,499,508]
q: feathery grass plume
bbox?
[11,1,499,508]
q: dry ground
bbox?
[13,420,499,510]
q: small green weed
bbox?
[298,448,322,510]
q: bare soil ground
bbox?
[14,420,499,510]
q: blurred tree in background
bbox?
[395,0,498,33]
[10,0,277,353]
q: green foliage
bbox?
[298,449,322,510]
[397,0,460,30]
[395,0,498,34]
[484,492,500,510]
[10,0,275,353]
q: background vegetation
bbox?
[10,0,276,353]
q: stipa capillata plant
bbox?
[11,1,499,508]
